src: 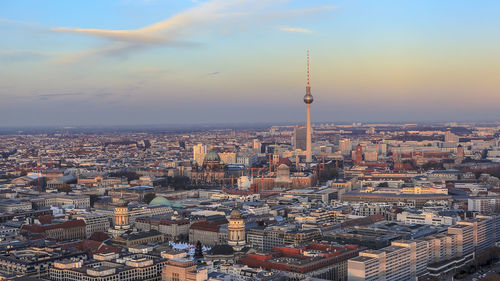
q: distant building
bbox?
[293,126,307,151]
[193,143,208,165]
[339,139,351,156]
[191,151,226,186]
[354,144,363,165]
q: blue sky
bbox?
[1,0,499,126]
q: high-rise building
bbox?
[252,139,262,152]
[445,131,459,142]
[292,125,307,151]
[304,51,314,163]
[339,139,352,156]
[193,143,207,165]
[348,216,500,280]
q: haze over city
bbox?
[1,0,500,126]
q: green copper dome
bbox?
[149,196,171,206]
[204,150,220,162]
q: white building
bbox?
[397,211,459,226]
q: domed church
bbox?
[227,203,246,251]
[191,150,226,186]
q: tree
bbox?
[143,193,156,204]
[377,182,389,187]
[89,194,99,207]
[194,241,204,260]
[57,184,71,194]
[320,167,338,181]
[171,176,190,190]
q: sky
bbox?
[1,0,500,126]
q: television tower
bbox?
[304,50,313,163]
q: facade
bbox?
[135,216,190,241]
[348,216,499,280]
[246,226,321,252]
[161,259,207,281]
[191,151,226,186]
[189,221,224,247]
[21,219,86,240]
[32,194,90,209]
[396,211,459,226]
[112,230,165,247]
[50,253,167,281]
[293,126,307,151]
[354,144,363,165]
[75,213,110,238]
[227,205,246,251]
[109,196,131,237]
[341,192,452,208]
[240,243,361,281]
[468,197,500,213]
[0,200,32,212]
[193,143,207,165]
[0,247,88,277]
[349,240,428,281]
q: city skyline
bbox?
[1,0,500,126]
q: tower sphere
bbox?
[304,94,313,104]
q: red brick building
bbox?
[239,243,362,281]
[21,219,86,241]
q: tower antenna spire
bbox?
[306,50,310,87]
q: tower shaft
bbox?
[306,104,312,162]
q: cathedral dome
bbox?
[277,163,290,171]
[149,196,171,206]
[204,150,221,162]
[230,207,242,219]
[116,197,128,207]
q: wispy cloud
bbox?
[52,0,263,61]
[51,0,331,63]
[36,93,83,100]
[278,26,314,33]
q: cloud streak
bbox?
[51,0,332,62]
[52,0,263,61]
[36,93,83,100]
[278,26,314,33]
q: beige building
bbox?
[50,253,166,281]
[348,216,499,280]
[74,213,110,238]
[162,259,207,281]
